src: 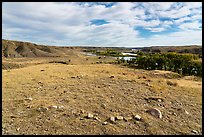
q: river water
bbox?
[84,52,136,61]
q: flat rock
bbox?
[116,116,123,120]
[191,130,198,134]
[101,103,106,109]
[25,97,33,101]
[110,116,115,123]
[134,115,141,120]
[10,115,17,119]
[102,121,108,125]
[124,117,132,122]
[37,107,48,112]
[94,116,100,121]
[110,76,115,78]
[146,108,162,119]
[58,106,65,109]
[87,113,94,119]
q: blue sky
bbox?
[2,2,202,47]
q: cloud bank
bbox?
[2,2,202,47]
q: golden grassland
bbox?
[2,51,202,135]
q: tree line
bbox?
[117,52,202,77]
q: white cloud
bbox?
[137,30,202,47]
[2,2,202,47]
[184,2,202,9]
[146,27,166,32]
[179,21,202,30]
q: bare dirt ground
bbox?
[2,51,202,135]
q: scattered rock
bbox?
[87,113,94,119]
[134,115,141,121]
[51,106,58,109]
[158,99,162,102]
[191,130,198,134]
[101,103,106,109]
[109,116,115,123]
[124,117,132,122]
[10,115,17,119]
[110,76,115,78]
[116,116,123,120]
[71,76,76,78]
[40,70,45,71]
[16,127,20,131]
[58,106,65,109]
[26,105,32,109]
[172,112,177,116]
[111,96,114,98]
[94,116,100,121]
[184,110,189,115]
[80,117,84,120]
[145,97,164,102]
[146,83,151,86]
[37,107,48,112]
[102,121,108,125]
[146,108,162,119]
[25,97,33,101]
[38,86,42,89]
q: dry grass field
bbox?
[2,48,202,135]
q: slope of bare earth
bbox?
[2,49,202,135]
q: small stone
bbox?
[146,108,162,119]
[172,112,177,116]
[110,116,115,123]
[102,121,108,125]
[80,117,84,120]
[191,130,198,134]
[37,107,48,112]
[16,128,20,131]
[116,116,123,120]
[124,117,132,122]
[10,115,17,119]
[110,76,115,78]
[185,110,189,115]
[158,99,162,102]
[146,83,150,86]
[87,113,94,119]
[134,115,141,121]
[94,116,100,121]
[111,96,114,98]
[58,106,64,109]
[25,97,32,101]
[101,103,106,109]
[52,106,58,109]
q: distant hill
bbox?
[2,39,80,58]
[140,45,202,55]
[2,39,202,58]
